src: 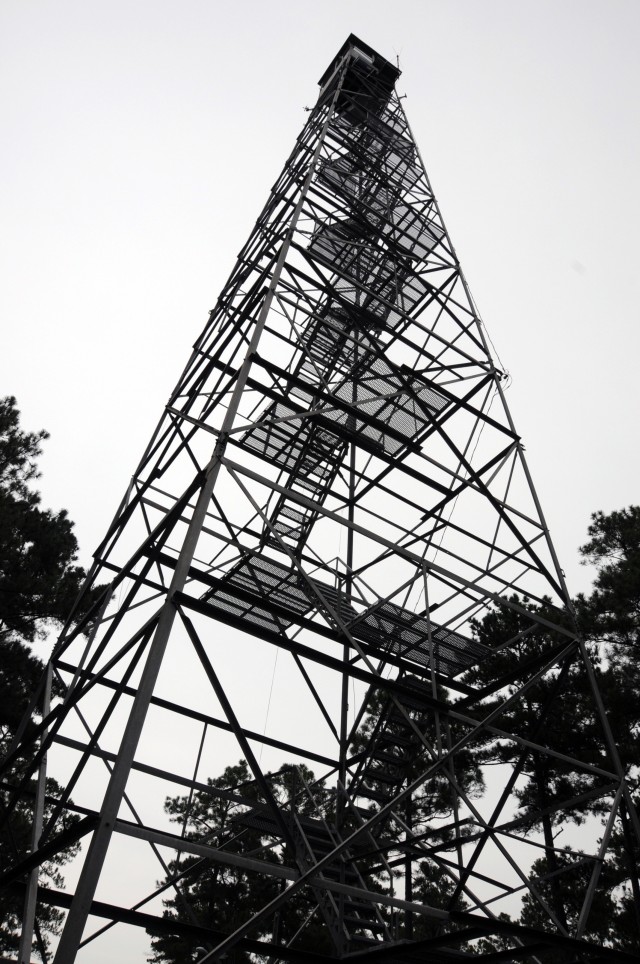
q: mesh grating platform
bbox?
[291,355,448,456]
[242,401,343,486]
[309,219,405,289]
[203,554,314,634]
[351,600,490,677]
[308,216,434,330]
[299,308,368,382]
[242,401,309,472]
[204,554,484,679]
[307,578,359,625]
[385,202,445,260]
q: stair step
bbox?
[345,915,387,932]
[348,935,382,947]
[361,767,403,786]
[274,520,302,536]
[371,747,412,765]
[344,898,376,912]
[301,825,336,842]
[318,866,360,883]
[281,505,308,523]
[376,729,414,748]
[358,785,392,804]
[299,460,333,480]
[293,475,324,494]
[388,703,429,723]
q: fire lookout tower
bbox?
[4,34,640,964]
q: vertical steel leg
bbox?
[18,663,52,964]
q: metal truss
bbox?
[3,34,640,964]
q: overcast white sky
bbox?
[2,0,639,601]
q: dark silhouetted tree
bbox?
[147,760,333,964]
[465,595,612,947]
[0,396,102,959]
[576,506,640,951]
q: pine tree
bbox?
[0,396,101,958]
[147,761,333,963]
[466,597,606,940]
[576,507,640,951]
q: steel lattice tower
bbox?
[4,35,640,964]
